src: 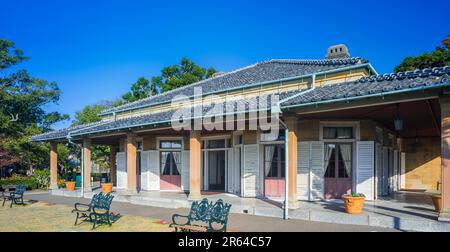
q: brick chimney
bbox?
[326,44,350,59]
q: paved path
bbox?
[24,193,397,232]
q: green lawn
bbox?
[0,200,172,232]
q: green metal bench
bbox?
[72,192,114,229]
[170,198,232,232]
[1,184,26,208]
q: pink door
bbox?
[264,145,285,198]
[264,178,285,197]
[324,143,352,199]
[160,150,181,190]
[160,175,181,190]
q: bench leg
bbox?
[92,215,97,229]
[107,213,112,226]
[10,198,13,208]
[74,212,79,226]
[2,198,6,207]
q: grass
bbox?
[0,200,172,232]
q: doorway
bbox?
[324,143,352,199]
[207,150,226,191]
[264,144,285,198]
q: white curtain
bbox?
[173,152,181,175]
[264,146,276,176]
[324,144,334,167]
[340,144,352,177]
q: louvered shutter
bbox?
[140,151,150,191]
[227,149,234,193]
[181,151,190,191]
[243,145,258,197]
[393,150,399,192]
[310,141,324,201]
[116,152,127,189]
[375,143,382,198]
[148,150,160,190]
[356,141,375,200]
[297,142,310,200]
[400,152,406,189]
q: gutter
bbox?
[99,63,374,116]
[67,132,84,198]
[281,81,450,111]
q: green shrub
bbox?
[0,176,38,190]
[34,169,50,189]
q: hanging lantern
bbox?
[394,104,403,131]
[394,117,403,131]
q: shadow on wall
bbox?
[403,137,441,190]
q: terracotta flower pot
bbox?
[342,195,365,214]
[102,183,113,193]
[431,194,442,213]
[65,181,76,191]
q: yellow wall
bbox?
[403,137,441,190]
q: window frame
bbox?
[264,144,286,179]
[157,138,183,176]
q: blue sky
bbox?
[1,0,449,129]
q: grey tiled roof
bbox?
[29,121,106,142]
[100,57,370,115]
[280,66,450,107]
[30,91,299,141]
[70,91,299,137]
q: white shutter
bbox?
[375,143,382,198]
[310,141,324,201]
[140,151,150,191]
[243,144,258,197]
[297,142,310,200]
[181,151,190,191]
[148,150,159,190]
[116,152,127,189]
[234,147,241,195]
[356,141,375,200]
[382,147,389,196]
[400,152,406,189]
[393,150,399,192]
[227,149,234,193]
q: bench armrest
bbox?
[73,203,91,212]
[172,214,189,225]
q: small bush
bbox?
[34,169,50,189]
[0,176,38,190]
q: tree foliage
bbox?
[120,58,217,104]
[0,38,69,170]
[157,58,217,93]
[394,35,450,73]
[122,77,157,103]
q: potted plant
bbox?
[65,180,76,191]
[342,192,366,214]
[430,193,442,212]
[101,176,113,193]
[65,172,76,191]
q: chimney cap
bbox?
[326,44,350,59]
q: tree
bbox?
[72,102,110,171]
[122,77,157,103]
[394,35,450,73]
[158,58,217,93]
[72,104,105,125]
[0,38,69,171]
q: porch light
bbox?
[394,104,403,131]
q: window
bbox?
[323,127,353,139]
[235,135,243,145]
[137,140,143,151]
[159,140,182,176]
[160,140,182,149]
[207,139,226,149]
[264,145,285,178]
[325,143,352,178]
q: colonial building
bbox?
[30,45,450,221]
